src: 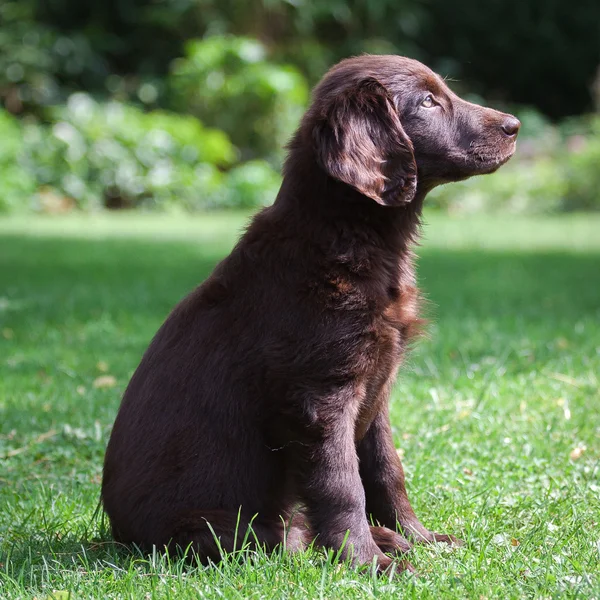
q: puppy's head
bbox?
[304,55,520,205]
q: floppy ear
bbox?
[313,78,417,206]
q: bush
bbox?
[222,160,282,209]
[21,93,246,211]
[1,94,284,214]
[562,118,600,211]
[169,36,309,163]
[0,110,37,212]
[0,1,106,114]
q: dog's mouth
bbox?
[468,140,517,174]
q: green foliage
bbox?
[2,99,599,215]
[20,94,275,211]
[2,0,598,217]
[222,160,283,209]
[0,94,285,213]
[0,0,105,112]
[169,36,309,162]
[0,110,37,212]
[6,0,597,119]
[562,118,600,211]
[2,0,598,121]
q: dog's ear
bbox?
[312,77,417,206]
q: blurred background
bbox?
[0,0,599,215]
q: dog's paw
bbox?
[370,525,413,555]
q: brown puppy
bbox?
[101,55,519,574]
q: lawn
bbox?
[1,212,599,599]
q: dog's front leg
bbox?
[358,407,461,545]
[280,392,406,574]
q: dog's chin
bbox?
[482,153,514,173]
[427,152,514,186]
[423,143,517,186]
[466,146,516,176]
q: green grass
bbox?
[1,211,599,599]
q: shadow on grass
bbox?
[1,235,224,323]
[2,534,129,570]
[0,529,312,591]
[2,233,598,327]
[419,249,600,321]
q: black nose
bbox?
[501,116,521,137]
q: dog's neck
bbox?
[275,148,425,255]
[262,149,426,291]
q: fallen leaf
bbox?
[570,446,586,461]
[93,375,116,389]
[463,468,473,476]
[511,538,520,546]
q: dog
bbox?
[101,54,519,574]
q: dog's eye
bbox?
[421,95,436,108]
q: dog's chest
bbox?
[354,284,422,440]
